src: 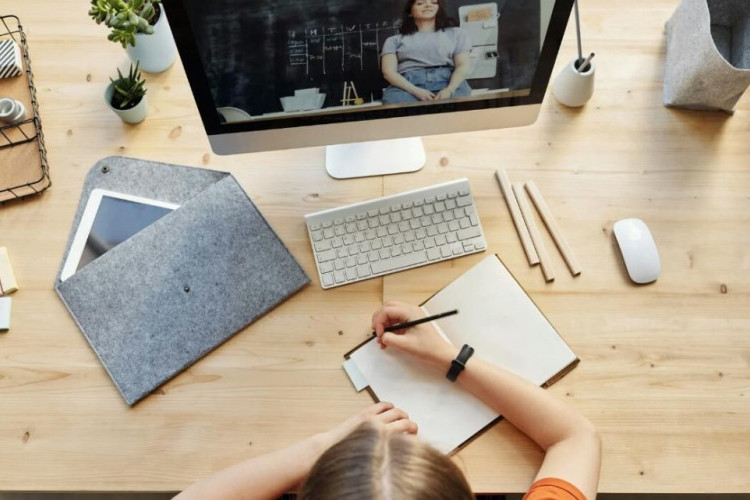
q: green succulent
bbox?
[110,62,147,110]
[89,0,161,48]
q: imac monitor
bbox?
[163,0,573,178]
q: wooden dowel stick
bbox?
[512,183,555,282]
[525,181,582,276]
[494,169,539,266]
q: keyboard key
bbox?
[346,256,356,267]
[440,245,452,258]
[337,247,348,259]
[446,233,457,243]
[332,237,343,248]
[435,234,446,245]
[457,227,482,240]
[451,243,463,255]
[445,199,457,210]
[346,215,355,223]
[321,273,334,287]
[371,250,427,274]
[311,230,323,242]
[345,268,356,281]
[320,261,334,273]
[357,254,368,265]
[314,240,331,252]
[310,223,322,231]
[334,218,345,225]
[448,220,460,231]
[334,270,346,283]
[356,212,367,220]
[368,251,380,262]
[335,226,345,236]
[357,265,371,278]
[343,234,354,245]
[317,249,336,262]
[470,214,479,226]
[357,221,368,231]
[427,247,441,260]
[334,259,345,270]
[322,220,333,228]
[323,228,334,239]
[456,196,472,207]
[355,233,365,243]
[459,217,470,229]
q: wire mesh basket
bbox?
[0,14,51,204]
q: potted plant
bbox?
[89,0,177,73]
[105,62,148,124]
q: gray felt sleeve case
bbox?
[54,157,310,406]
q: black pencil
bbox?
[381,309,459,333]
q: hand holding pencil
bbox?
[371,301,460,370]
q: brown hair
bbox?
[399,0,459,36]
[299,422,474,500]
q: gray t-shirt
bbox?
[381,27,473,74]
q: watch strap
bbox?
[446,344,474,382]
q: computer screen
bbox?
[163,0,573,177]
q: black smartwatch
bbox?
[446,344,474,382]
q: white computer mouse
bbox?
[613,218,661,284]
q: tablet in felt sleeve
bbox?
[55,157,310,406]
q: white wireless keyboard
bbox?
[305,178,487,288]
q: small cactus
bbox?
[89,0,162,48]
[110,62,147,110]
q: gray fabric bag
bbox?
[664,0,750,112]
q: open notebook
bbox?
[343,254,578,454]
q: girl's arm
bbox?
[373,301,602,500]
[435,51,472,100]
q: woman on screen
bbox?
[381,0,473,104]
[175,301,601,500]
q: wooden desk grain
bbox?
[1,0,748,494]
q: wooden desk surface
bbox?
[1,0,749,494]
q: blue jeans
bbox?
[382,66,472,104]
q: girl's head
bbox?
[299,421,474,500]
[399,0,458,35]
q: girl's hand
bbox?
[411,87,435,101]
[371,300,458,369]
[434,87,454,100]
[321,401,417,449]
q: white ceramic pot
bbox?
[105,82,148,124]
[125,5,177,73]
[553,58,596,108]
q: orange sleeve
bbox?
[522,477,587,500]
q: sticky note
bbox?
[0,247,19,294]
[0,296,10,331]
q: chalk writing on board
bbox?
[287,21,400,75]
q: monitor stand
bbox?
[325,137,425,179]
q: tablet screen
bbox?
[77,196,174,272]
[60,190,180,281]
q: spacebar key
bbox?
[371,251,427,275]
